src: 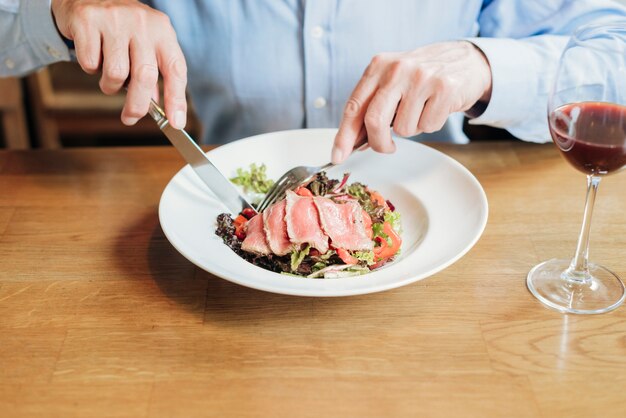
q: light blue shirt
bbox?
[2,0,626,144]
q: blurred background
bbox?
[3,0,626,150]
[0,62,201,149]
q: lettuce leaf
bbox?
[347,182,385,222]
[353,250,375,266]
[230,163,274,194]
[290,244,311,272]
[372,222,391,245]
[384,211,402,234]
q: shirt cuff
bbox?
[20,0,71,66]
[464,37,538,129]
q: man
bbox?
[1,0,625,163]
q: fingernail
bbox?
[331,147,344,164]
[174,111,186,130]
[123,116,139,126]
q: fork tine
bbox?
[262,178,299,212]
[264,180,296,211]
[257,174,289,211]
[258,186,282,212]
[267,179,300,209]
[257,175,292,212]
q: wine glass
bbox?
[527,21,626,314]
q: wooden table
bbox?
[1,143,625,417]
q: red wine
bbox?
[549,102,626,175]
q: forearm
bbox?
[466,0,626,142]
[467,35,568,143]
[0,0,70,77]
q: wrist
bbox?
[50,1,74,48]
[50,0,70,37]
[50,0,63,19]
[465,100,489,119]
[464,41,493,103]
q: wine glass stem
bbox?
[563,175,601,283]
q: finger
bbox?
[355,125,369,151]
[73,27,101,74]
[153,82,160,104]
[393,87,428,137]
[332,69,380,163]
[157,42,188,129]
[99,37,130,95]
[418,92,451,133]
[121,38,159,126]
[363,87,399,154]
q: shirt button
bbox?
[4,58,15,69]
[313,97,327,109]
[47,45,62,59]
[311,26,324,39]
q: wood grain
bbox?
[0,207,14,236]
[1,143,625,418]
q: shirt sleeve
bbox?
[0,0,71,77]
[466,0,626,143]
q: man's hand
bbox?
[51,0,188,129]
[332,41,492,163]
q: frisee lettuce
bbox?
[230,163,274,194]
[384,211,402,233]
[372,222,391,245]
[346,182,369,200]
[353,250,375,266]
[346,182,386,222]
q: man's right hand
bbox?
[51,0,188,129]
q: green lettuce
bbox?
[384,211,402,233]
[290,244,311,272]
[230,163,274,194]
[346,182,385,222]
[353,250,375,266]
[372,222,391,245]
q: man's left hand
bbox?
[332,41,492,163]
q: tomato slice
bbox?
[336,248,358,265]
[294,186,313,197]
[235,224,246,240]
[234,214,248,227]
[373,221,402,260]
[234,214,248,240]
[367,188,388,209]
[241,208,257,219]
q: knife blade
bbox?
[148,100,257,216]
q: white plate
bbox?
[159,129,488,297]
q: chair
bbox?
[26,63,199,148]
[0,77,30,149]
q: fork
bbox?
[256,132,368,212]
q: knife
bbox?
[148,100,257,216]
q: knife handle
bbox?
[148,100,168,129]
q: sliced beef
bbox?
[241,214,271,255]
[263,200,292,256]
[314,198,374,251]
[285,191,329,253]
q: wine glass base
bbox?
[527,259,625,314]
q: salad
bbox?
[216,164,402,278]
